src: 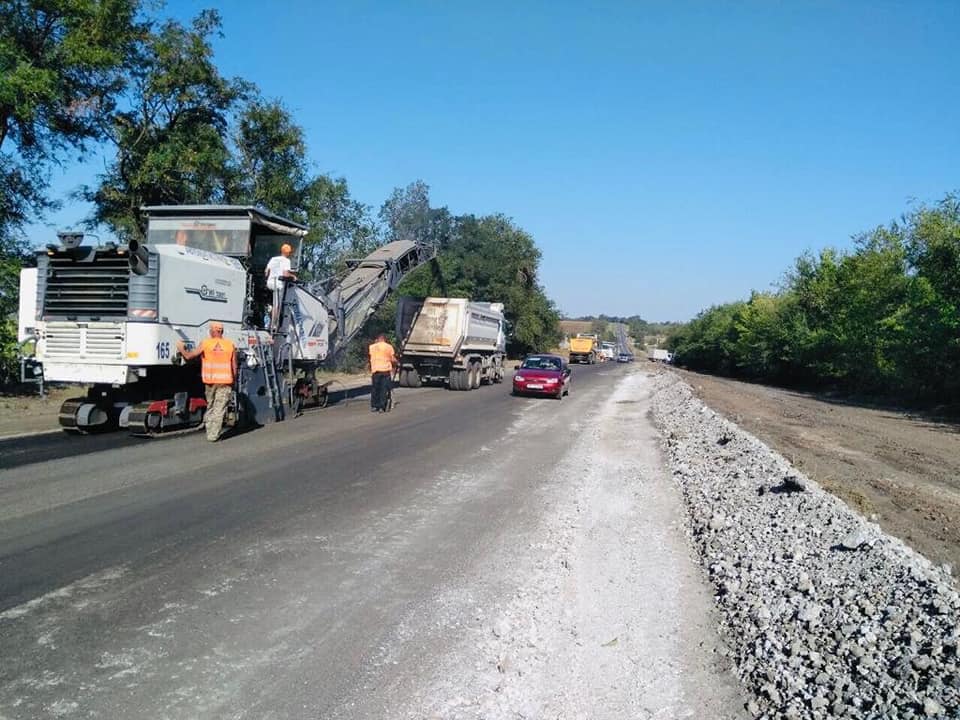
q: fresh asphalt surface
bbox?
[0,362,627,718]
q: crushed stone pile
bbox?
[650,373,959,719]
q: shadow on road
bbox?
[0,382,379,471]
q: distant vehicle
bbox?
[648,348,673,363]
[569,333,599,364]
[600,341,616,362]
[512,354,571,400]
[617,352,632,363]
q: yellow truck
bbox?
[569,333,599,364]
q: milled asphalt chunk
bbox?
[650,372,960,719]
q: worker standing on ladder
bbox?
[265,243,297,329]
[176,321,237,441]
[368,333,398,413]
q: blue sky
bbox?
[31,1,960,320]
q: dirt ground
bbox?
[0,370,369,439]
[671,367,960,575]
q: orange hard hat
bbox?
[281,243,293,255]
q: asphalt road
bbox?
[0,362,646,718]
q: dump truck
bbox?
[568,333,599,364]
[396,297,506,390]
[648,348,673,363]
[17,205,435,435]
[600,341,616,362]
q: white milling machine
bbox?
[17,205,435,435]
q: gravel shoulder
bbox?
[673,367,960,575]
[650,372,960,718]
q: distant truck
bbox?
[569,333,599,364]
[648,348,673,363]
[396,297,506,390]
[600,341,616,362]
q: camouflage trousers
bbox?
[204,384,232,441]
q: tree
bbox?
[0,0,144,230]
[297,175,378,282]
[670,192,960,407]
[380,180,430,243]
[0,0,143,383]
[223,97,379,283]
[229,98,309,216]
[0,229,30,382]
[379,180,457,249]
[85,10,244,240]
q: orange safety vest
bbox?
[199,337,236,385]
[368,341,396,374]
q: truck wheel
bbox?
[448,369,463,391]
[398,369,409,388]
[407,369,422,388]
[470,363,481,389]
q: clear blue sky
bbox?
[32,1,960,320]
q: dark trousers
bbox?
[371,371,392,410]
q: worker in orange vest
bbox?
[368,333,398,412]
[176,321,238,441]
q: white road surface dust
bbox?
[373,371,745,719]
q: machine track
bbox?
[125,397,207,438]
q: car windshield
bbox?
[522,356,561,371]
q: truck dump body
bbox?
[569,337,595,353]
[399,297,504,357]
[569,334,599,364]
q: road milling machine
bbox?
[17,205,435,436]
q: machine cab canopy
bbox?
[141,205,308,272]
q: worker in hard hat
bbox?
[265,243,298,329]
[368,333,398,413]
[176,321,237,441]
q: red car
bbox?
[512,354,571,399]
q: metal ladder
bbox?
[254,338,285,422]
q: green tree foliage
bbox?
[379,180,458,249]
[225,98,377,282]
[0,0,142,381]
[230,98,308,214]
[670,194,960,407]
[300,175,378,281]
[395,205,561,356]
[84,10,243,240]
[0,0,143,229]
[0,230,30,382]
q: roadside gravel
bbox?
[650,373,960,719]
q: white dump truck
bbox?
[396,297,506,390]
[648,348,674,363]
